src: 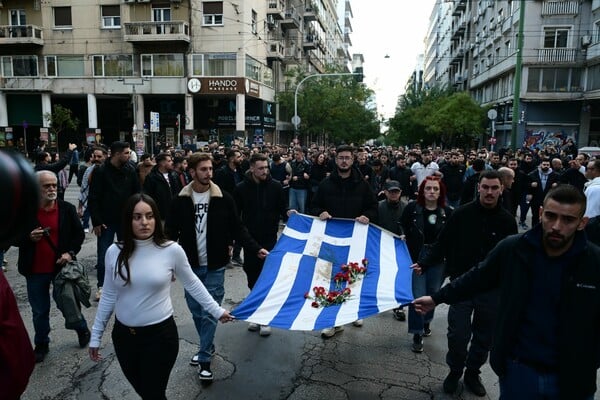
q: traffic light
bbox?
[353,67,364,83]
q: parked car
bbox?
[578,146,600,158]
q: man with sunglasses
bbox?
[411,170,517,396]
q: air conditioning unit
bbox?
[137,0,151,3]
[123,0,135,3]
[582,35,592,47]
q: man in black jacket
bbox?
[18,171,88,363]
[526,158,561,227]
[88,141,140,300]
[413,170,517,396]
[388,155,417,201]
[414,184,600,400]
[165,152,267,382]
[233,153,287,336]
[142,152,181,223]
[440,151,465,208]
[306,145,378,338]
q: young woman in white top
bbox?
[89,193,233,399]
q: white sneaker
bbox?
[248,322,259,332]
[321,326,344,338]
[84,228,90,233]
[352,319,364,327]
[259,325,271,336]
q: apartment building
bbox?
[424,0,600,149]
[0,0,350,153]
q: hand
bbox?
[56,252,73,266]
[92,225,106,237]
[355,215,369,224]
[29,227,45,242]
[257,248,269,260]
[219,310,235,323]
[68,143,77,151]
[89,347,102,362]
[303,173,309,180]
[412,296,436,315]
[319,211,332,220]
[531,182,538,188]
[410,263,422,275]
[410,176,416,181]
[286,209,298,217]
[77,206,83,218]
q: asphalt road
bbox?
[4,181,598,399]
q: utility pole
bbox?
[510,0,526,151]
[118,78,149,150]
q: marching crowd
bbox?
[2,138,600,400]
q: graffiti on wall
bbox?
[524,128,578,150]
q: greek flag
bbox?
[233,213,414,330]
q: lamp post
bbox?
[118,77,149,150]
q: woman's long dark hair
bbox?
[116,193,169,285]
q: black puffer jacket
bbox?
[142,166,182,221]
[310,168,378,223]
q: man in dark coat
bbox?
[142,152,182,222]
[526,158,561,227]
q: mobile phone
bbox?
[42,227,51,236]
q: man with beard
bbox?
[559,157,587,193]
[78,147,107,233]
[440,152,465,209]
[233,153,287,337]
[411,149,441,186]
[507,158,526,218]
[302,145,378,338]
[411,170,517,396]
[526,158,560,227]
[143,152,182,224]
[518,153,537,229]
[414,185,600,400]
[389,155,418,201]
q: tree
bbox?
[277,67,380,144]
[43,104,79,151]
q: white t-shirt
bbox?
[90,239,225,348]
[192,190,210,265]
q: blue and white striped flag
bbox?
[233,213,414,330]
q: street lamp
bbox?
[118,77,149,149]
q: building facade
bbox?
[423,0,600,150]
[0,0,351,153]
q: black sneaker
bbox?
[464,371,486,396]
[423,323,432,337]
[393,308,406,321]
[411,334,424,353]
[198,362,213,382]
[443,371,462,394]
[34,343,49,363]
[77,328,91,348]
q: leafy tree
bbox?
[43,104,79,151]
[277,67,380,144]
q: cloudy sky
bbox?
[350,0,436,119]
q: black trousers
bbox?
[446,290,499,375]
[243,254,265,290]
[112,316,178,400]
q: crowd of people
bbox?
[2,138,600,399]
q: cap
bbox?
[385,180,401,191]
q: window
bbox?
[251,10,257,34]
[9,9,26,26]
[588,64,600,90]
[528,67,581,92]
[141,54,184,77]
[1,56,38,77]
[152,7,171,34]
[53,7,72,29]
[45,55,84,77]
[595,20,600,44]
[191,53,236,76]
[93,55,133,76]
[203,2,223,26]
[245,56,262,81]
[544,27,569,48]
[101,5,121,29]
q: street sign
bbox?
[150,111,160,133]
[487,109,498,120]
[291,115,301,126]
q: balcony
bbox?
[303,34,317,50]
[267,0,285,20]
[451,47,465,64]
[304,5,317,22]
[537,47,577,63]
[541,1,579,16]
[451,19,467,40]
[123,21,190,43]
[266,40,285,62]
[0,25,44,46]
[284,46,301,64]
[308,53,324,73]
[452,0,467,16]
[280,9,300,30]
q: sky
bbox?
[350,0,437,120]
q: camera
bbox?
[42,227,51,237]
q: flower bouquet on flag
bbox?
[232,213,414,330]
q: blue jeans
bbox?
[288,188,308,214]
[408,263,445,334]
[26,273,87,345]
[96,224,122,289]
[81,206,91,230]
[184,266,225,363]
[499,359,594,400]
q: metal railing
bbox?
[537,47,577,62]
[541,1,578,15]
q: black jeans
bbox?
[112,316,178,400]
[446,290,499,375]
[242,254,265,290]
